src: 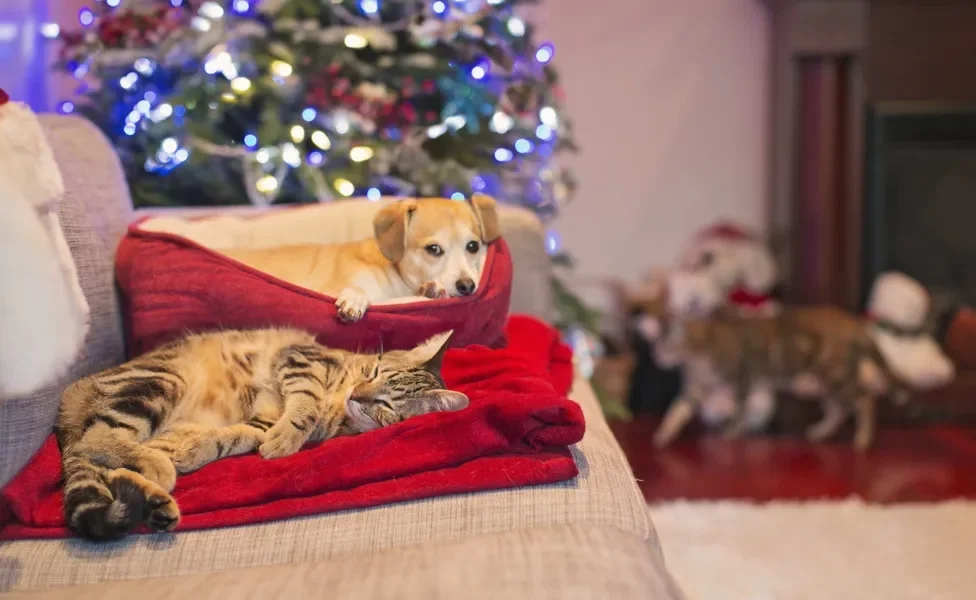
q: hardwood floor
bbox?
[610,417,976,503]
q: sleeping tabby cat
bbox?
[635,291,895,451]
[56,328,468,541]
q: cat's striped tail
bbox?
[61,453,180,541]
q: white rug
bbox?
[649,499,976,600]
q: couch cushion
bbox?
[0,116,130,487]
[5,525,684,600]
[0,378,650,592]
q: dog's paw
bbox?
[419,282,448,299]
[336,288,370,323]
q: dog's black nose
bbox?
[455,278,476,296]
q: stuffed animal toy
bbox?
[0,89,89,400]
[866,272,954,392]
[630,222,780,430]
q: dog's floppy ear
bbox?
[468,194,502,243]
[374,199,417,262]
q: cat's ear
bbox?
[429,389,469,412]
[412,330,454,373]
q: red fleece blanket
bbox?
[0,316,582,540]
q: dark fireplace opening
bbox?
[864,105,976,331]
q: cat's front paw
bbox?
[336,288,370,323]
[259,425,305,459]
[419,281,448,299]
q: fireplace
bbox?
[864,105,976,318]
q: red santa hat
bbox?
[677,220,777,310]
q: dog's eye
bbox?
[425,244,444,257]
[465,241,480,254]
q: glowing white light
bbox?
[136,100,151,115]
[151,103,173,122]
[494,148,514,162]
[535,124,553,140]
[119,72,139,90]
[290,125,305,143]
[334,178,355,197]
[199,2,225,19]
[144,91,157,102]
[73,64,88,78]
[134,58,155,75]
[124,123,137,136]
[255,175,278,193]
[344,33,368,49]
[234,0,251,12]
[302,108,317,122]
[156,150,172,163]
[161,138,179,154]
[366,188,381,201]
[490,111,514,134]
[270,60,293,77]
[487,0,504,4]
[79,9,95,27]
[539,106,558,127]
[282,143,302,167]
[230,77,252,93]
[349,146,374,162]
[471,65,486,80]
[191,17,212,31]
[308,151,324,166]
[126,111,141,124]
[360,0,379,15]
[255,148,270,164]
[451,192,465,200]
[427,123,448,138]
[174,148,190,163]
[507,17,525,36]
[222,63,239,80]
[311,131,332,150]
[244,134,258,148]
[535,45,554,64]
[545,230,561,254]
[58,101,75,114]
[106,0,121,6]
[514,138,533,154]
[40,23,60,39]
[444,115,466,130]
[333,117,350,134]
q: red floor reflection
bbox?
[610,417,976,503]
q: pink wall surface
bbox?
[534,0,771,295]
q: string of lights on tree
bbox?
[47,0,577,258]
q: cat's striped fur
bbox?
[56,328,467,541]
[638,295,896,451]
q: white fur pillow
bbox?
[0,100,89,400]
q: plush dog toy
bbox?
[0,89,89,399]
[866,272,954,391]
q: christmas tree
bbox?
[52,0,602,387]
[53,0,575,215]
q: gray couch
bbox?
[0,116,684,599]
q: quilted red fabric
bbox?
[116,217,513,356]
[0,316,582,540]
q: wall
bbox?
[533,0,771,298]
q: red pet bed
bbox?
[117,202,513,355]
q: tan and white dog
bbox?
[222,195,501,322]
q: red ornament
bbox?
[0,88,9,106]
[421,80,436,93]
